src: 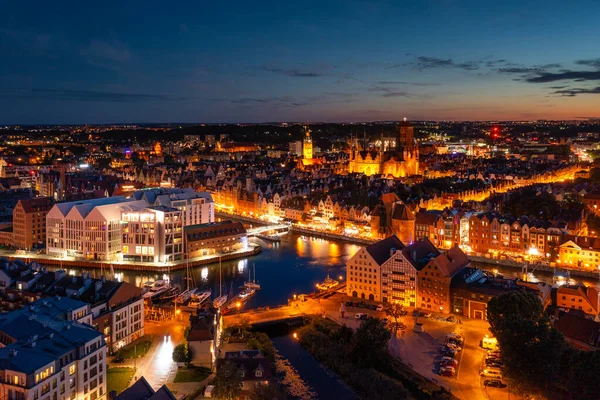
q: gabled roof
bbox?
[115,376,177,400]
[392,203,415,221]
[365,235,405,266]
[428,246,470,277]
[554,313,600,348]
[401,238,440,270]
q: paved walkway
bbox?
[168,374,216,398]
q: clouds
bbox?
[262,67,323,77]
[551,86,600,97]
[524,70,600,83]
[575,58,600,69]
[0,88,187,102]
[397,56,484,71]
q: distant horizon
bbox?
[3,117,600,127]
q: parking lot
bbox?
[319,295,519,400]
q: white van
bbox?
[480,368,503,379]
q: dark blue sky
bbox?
[1,0,600,123]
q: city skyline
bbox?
[1,0,600,124]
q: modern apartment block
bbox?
[45,195,186,262]
[121,205,183,263]
[46,196,147,261]
[131,188,215,226]
[12,197,54,250]
[89,281,144,353]
[0,297,106,400]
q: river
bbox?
[77,231,599,298]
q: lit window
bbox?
[69,364,76,375]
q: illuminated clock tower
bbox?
[303,126,313,160]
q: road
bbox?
[108,317,188,391]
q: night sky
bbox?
[1,0,600,124]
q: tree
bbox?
[351,318,391,368]
[172,343,189,363]
[488,290,567,398]
[213,361,243,400]
[247,332,276,363]
[384,302,405,332]
[248,382,287,400]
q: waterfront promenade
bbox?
[0,244,261,272]
[216,210,600,281]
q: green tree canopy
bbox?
[172,343,189,363]
[213,361,243,400]
[351,317,391,368]
[488,290,567,398]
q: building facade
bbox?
[0,297,107,400]
[417,246,470,314]
[185,220,248,258]
[12,197,54,250]
[347,119,419,178]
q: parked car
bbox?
[480,369,503,379]
[399,309,408,316]
[486,362,504,369]
[442,349,457,358]
[113,356,125,363]
[487,350,501,357]
[440,357,458,368]
[444,342,462,352]
[376,304,384,312]
[439,366,455,377]
[446,315,457,323]
[442,345,460,354]
[355,313,367,319]
[447,337,463,347]
[446,333,463,342]
[440,356,457,364]
[484,379,507,388]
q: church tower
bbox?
[303,126,313,160]
[397,117,415,149]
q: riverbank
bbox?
[469,255,600,280]
[296,316,457,400]
[0,245,262,272]
[215,211,376,246]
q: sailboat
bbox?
[213,257,228,308]
[177,255,200,303]
[243,263,261,290]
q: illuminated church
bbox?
[347,118,419,178]
[301,126,321,167]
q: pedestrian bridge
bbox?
[246,224,289,237]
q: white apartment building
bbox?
[0,298,107,400]
[46,197,147,261]
[131,188,215,226]
[121,205,183,263]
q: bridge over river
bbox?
[223,284,347,329]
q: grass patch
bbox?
[107,367,136,394]
[114,335,153,359]
[174,366,212,383]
